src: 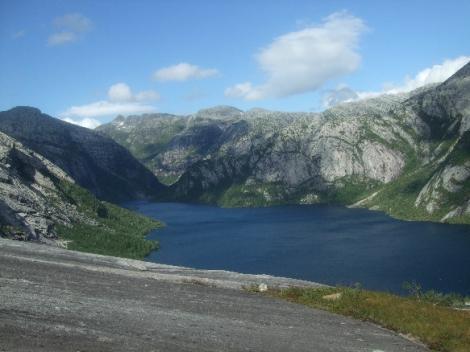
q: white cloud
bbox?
[48,13,92,46]
[107,82,160,103]
[62,117,101,129]
[384,56,470,94]
[154,62,219,81]
[48,31,77,46]
[225,11,367,100]
[322,56,470,108]
[108,83,133,102]
[61,83,159,120]
[224,82,259,100]
[61,101,156,119]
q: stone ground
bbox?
[0,239,428,352]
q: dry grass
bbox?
[268,286,470,352]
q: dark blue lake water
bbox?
[126,202,470,295]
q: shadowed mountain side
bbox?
[0,107,165,202]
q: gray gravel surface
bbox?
[0,239,428,351]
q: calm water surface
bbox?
[126,202,470,295]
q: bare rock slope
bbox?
[0,131,92,242]
[0,239,428,352]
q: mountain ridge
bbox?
[98,62,470,224]
[0,107,165,202]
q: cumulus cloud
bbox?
[384,56,470,94]
[48,13,92,46]
[61,83,159,121]
[107,83,160,102]
[108,83,133,102]
[48,31,77,46]
[224,82,258,100]
[61,101,156,119]
[154,62,219,81]
[322,56,470,108]
[225,11,367,100]
[62,117,101,129]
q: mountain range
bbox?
[0,62,469,250]
[97,62,470,224]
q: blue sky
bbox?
[1,0,469,128]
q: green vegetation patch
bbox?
[320,176,380,205]
[366,165,439,221]
[56,181,161,259]
[269,286,470,352]
[447,132,470,166]
[218,182,288,207]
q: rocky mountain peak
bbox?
[8,106,42,116]
[444,60,470,83]
[196,106,243,119]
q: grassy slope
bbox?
[268,286,470,352]
[55,181,161,259]
[365,133,470,225]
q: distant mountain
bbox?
[0,107,164,202]
[98,62,470,224]
[97,107,316,185]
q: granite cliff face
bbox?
[98,62,470,224]
[0,107,164,202]
[0,131,94,243]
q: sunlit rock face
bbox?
[0,131,93,243]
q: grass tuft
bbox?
[269,286,470,352]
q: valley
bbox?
[1,3,469,351]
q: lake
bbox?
[126,202,470,295]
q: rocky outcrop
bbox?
[0,107,165,202]
[0,132,93,243]
[0,129,160,254]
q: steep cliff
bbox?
[0,131,82,243]
[0,107,165,202]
